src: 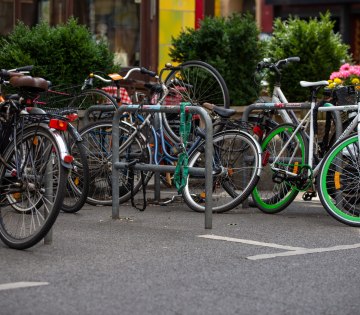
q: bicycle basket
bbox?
[36,85,83,109]
[334,86,357,105]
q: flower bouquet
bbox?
[328,63,359,105]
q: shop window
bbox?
[0,1,14,35]
[92,0,140,66]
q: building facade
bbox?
[0,0,358,71]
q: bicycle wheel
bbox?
[61,126,90,213]
[161,60,230,142]
[317,134,360,226]
[251,123,308,214]
[68,89,118,122]
[79,120,152,206]
[182,130,261,213]
[0,126,68,249]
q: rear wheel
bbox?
[61,127,89,213]
[79,120,152,205]
[161,60,230,143]
[251,123,308,214]
[182,130,261,213]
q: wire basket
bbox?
[333,86,358,106]
[36,85,83,109]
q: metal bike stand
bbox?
[241,103,343,138]
[111,105,214,229]
[44,159,53,245]
[82,105,116,126]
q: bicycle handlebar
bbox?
[256,57,300,72]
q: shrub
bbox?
[265,12,351,102]
[169,13,265,105]
[0,18,118,87]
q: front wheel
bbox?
[0,126,68,249]
[182,130,261,213]
[79,120,153,205]
[317,134,360,226]
[161,60,230,143]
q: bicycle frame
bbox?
[270,100,360,181]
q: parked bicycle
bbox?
[0,66,73,249]
[250,77,360,226]
[79,67,262,212]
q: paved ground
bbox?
[1,191,360,315]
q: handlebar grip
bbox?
[256,58,272,71]
[286,57,300,63]
[15,65,34,72]
[140,67,157,77]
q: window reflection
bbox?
[93,0,140,66]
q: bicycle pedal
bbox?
[272,172,286,184]
[302,191,317,201]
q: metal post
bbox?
[153,112,161,202]
[44,156,53,244]
[112,105,213,228]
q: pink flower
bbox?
[340,63,351,71]
[330,71,341,80]
[339,70,351,79]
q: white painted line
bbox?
[0,281,49,291]
[247,243,360,260]
[198,234,306,251]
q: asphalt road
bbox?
[1,192,360,315]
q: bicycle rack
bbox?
[111,104,214,229]
[241,102,343,137]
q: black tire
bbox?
[317,134,360,227]
[161,60,230,143]
[0,126,68,249]
[251,123,308,214]
[68,89,118,123]
[61,126,90,213]
[182,130,261,213]
[79,120,152,206]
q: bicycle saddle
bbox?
[300,80,329,88]
[9,75,49,92]
[202,102,236,118]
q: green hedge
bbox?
[169,13,265,105]
[0,18,118,87]
[265,12,351,102]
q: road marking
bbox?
[0,282,49,291]
[247,243,360,260]
[198,234,360,261]
[198,234,306,251]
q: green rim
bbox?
[321,135,360,223]
[252,125,306,212]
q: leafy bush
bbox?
[169,13,265,105]
[265,12,351,101]
[0,18,118,87]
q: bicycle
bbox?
[251,78,360,226]
[32,89,90,214]
[79,69,261,212]
[0,66,73,249]
[245,57,342,146]
[81,60,230,140]
[78,62,231,205]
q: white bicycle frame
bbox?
[271,99,360,179]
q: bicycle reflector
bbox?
[49,119,68,131]
[66,113,78,122]
[63,155,74,164]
